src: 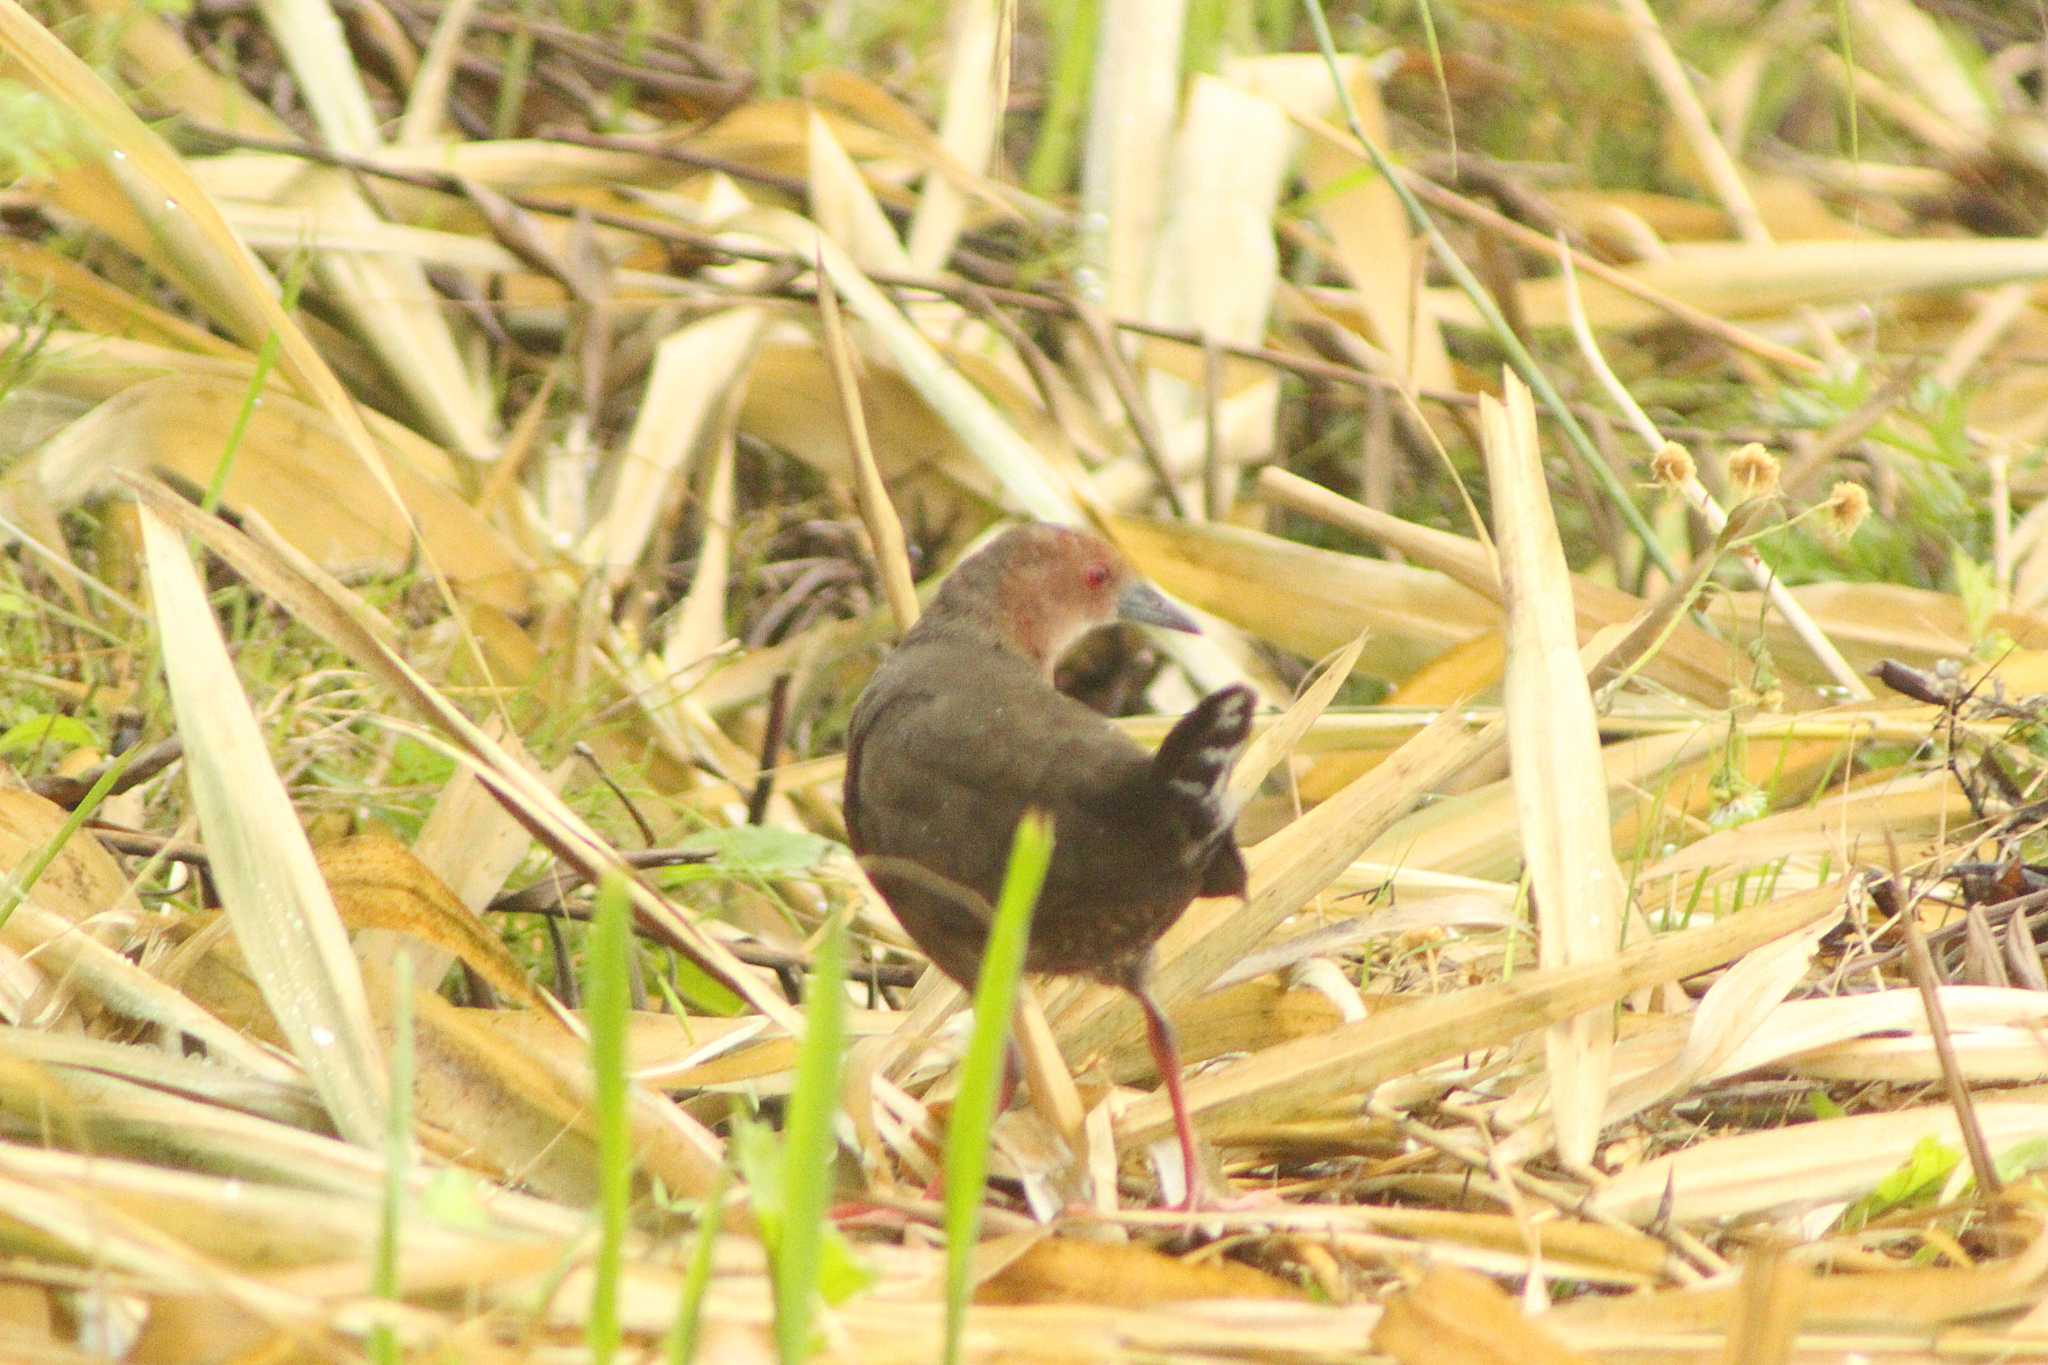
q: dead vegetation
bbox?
[5,0,2048,1360]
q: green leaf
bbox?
[585,874,635,1365]
[1843,1135,1958,1229]
[0,713,96,756]
[774,913,848,1363]
[674,825,840,878]
[944,811,1053,1365]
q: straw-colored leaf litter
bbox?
[3,0,2048,1359]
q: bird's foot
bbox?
[1165,1184,1287,1217]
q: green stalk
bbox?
[368,951,413,1365]
[585,874,634,1365]
[943,811,1053,1365]
[775,913,848,1362]
[1296,0,1676,581]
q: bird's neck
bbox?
[913,593,1071,678]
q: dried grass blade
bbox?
[817,248,920,636]
[138,505,387,1147]
[1115,880,1846,1145]
[905,0,1009,272]
[122,474,805,1044]
[0,1,417,511]
[1481,372,1622,1164]
[1228,633,1366,805]
[745,209,1077,521]
[590,309,765,591]
[1078,0,1184,317]
[1590,1101,2048,1226]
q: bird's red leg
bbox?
[1134,987,1204,1212]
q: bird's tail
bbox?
[1151,684,1255,852]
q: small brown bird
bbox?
[844,523,1254,1208]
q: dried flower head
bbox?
[1649,441,1695,489]
[1824,480,1871,539]
[1726,443,1781,502]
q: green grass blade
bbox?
[666,1165,731,1365]
[369,951,413,1365]
[943,810,1053,1365]
[0,742,138,931]
[1024,0,1098,195]
[586,874,634,1365]
[1295,0,1675,582]
[775,911,849,1363]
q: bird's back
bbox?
[845,632,1243,988]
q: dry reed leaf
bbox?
[1591,1101,2048,1224]
[393,0,479,145]
[0,1029,318,1130]
[0,1137,509,1271]
[124,475,807,1041]
[13,373,527,610]
[1109,516,1496,679]
[1372,1265,1595,1365]
[747,208,1079,520]
[807,108,912,271]
[0,2,423,538]
[0,1148,313,1320]
[1550,1229,2048,1336]
[1229,53,1453,391]
[0,330,461,490]
[79,0,290,133]
[313,834,547,1011]
[903,0,1007,271]
[1425,239,2048,332]
[1118,879,1845,1145]
[246,0,493,453]
[1256,467,1761,706]
[1498,908,1842,1160]
[1713,986,2048,1079]
[737,342,999,509]
[1484,372,1623,1164]
[1634,767,1973,887]
[662,420,741,670]
[0,240,245,360]
[0,1063,408,1201]
[1362,727,1713,884]
[1785,1030,2048,1084]
[1230,634,1367,804]
[409,987,725,1201]
[977,1237,1298,1307]
[1079,0,1185,318]
[1296,635,1505,799]
[1127,73,1293,506]
[804,71,1026,220]
[388,718,559,977]
[1850,0,1992,140]
[585,307,765,588]
[1,900,293,1081]
[1718,581,2048,675]
[137,505,386,1146]
[1088,978,1347,1090]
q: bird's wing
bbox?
[846,640,1150,902]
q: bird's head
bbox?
[936,523,1199,674]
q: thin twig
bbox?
[1874,865,2003,1202]
[1554,239,1872,699]
[815,247,922,637]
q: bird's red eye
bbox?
[1083,562,1111,590]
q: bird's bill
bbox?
[1115,581,1201,633]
